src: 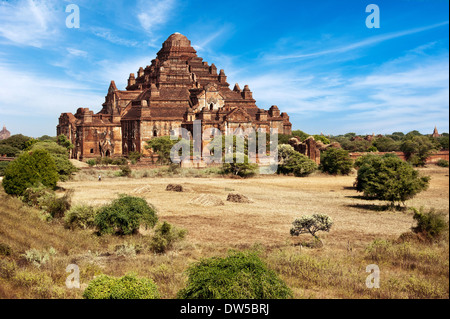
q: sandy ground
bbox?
[61,166,449,252]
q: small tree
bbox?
[94,195,158,235]
[355,155,430,207]
[290,214,333,247]
[146,136,179,164]
[400,135,438,166]
[222,153,258,177]
[277,144,317,177]
[320,148,353,175]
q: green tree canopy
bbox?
[320,148,353,175]
[355,154,430,206]
[2,149,59,196]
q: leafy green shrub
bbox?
[222,153,258,177]
[64,204,97,230]
[277,144,317,177]
[0,134,32,150]
[28,141,78,181]
[110,274,160,299]
[2,149,59,196]
[177,251,292,299]
[112,157,128,166]
[0,145,20,157]
[400,136,438,166]
[411,207,448,241]
[436,159,449,167]
[21,185,52,207]
[149,221,187,254]
[86,159,96,167]
[83,274,160,299]
[21,185,72,218]
[94,195,158,235]
[119,165,132,177]
[82,274,116,299]
[41,190,72,218]
[320,148,353,175]
[0,161,10,176]
[356,155,430,206]
[128,151,142,162]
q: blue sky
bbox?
[0,0,448,137]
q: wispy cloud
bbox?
[264,21,449,61]
[89,27,142,48]
[0,62,103,117]
[136,0,176,34]
[0,0,61,48]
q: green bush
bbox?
[177,251,292,299]
[0,134,32,150]
[41,190,72,218]
[128,151,142,162]
[82,274,117,299]
[0,161,10,176]
[94,195,158,235]
[64,204,97,230]
[222,153,258,178]
[356,155,429,206]
[400,136,439,166]
[436,159,449,167]
[83,274,160,299]
[112,157,128,166]
[0,145,20,157]
[320,148,353,175]
[119,165,132,177]
[86,159,96,167]
[28,141,78,181]
[21,185,53,207]
[411,207,448,241]
[149,221,187,254]
[277,145,317,177]
[2,149,59,196]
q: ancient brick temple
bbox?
[0,125,11,140]
[57,33,292,160]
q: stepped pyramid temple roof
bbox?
[57,33,292,160]
[0,125,11,140]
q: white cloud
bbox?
[67,48,88,58]
[0,62,103,117]
[136,0,176,33]
[264,21,449,62]
[0,0,61,47]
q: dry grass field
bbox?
[0,165,448,299]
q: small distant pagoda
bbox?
[431,126,441,138]
[0,125,11,140]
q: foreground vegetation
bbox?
[0,165,448,299]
